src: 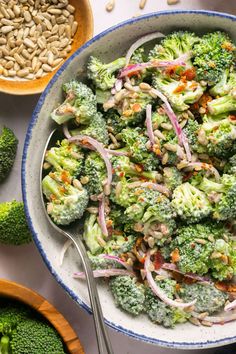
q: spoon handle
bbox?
[63,230,114,354]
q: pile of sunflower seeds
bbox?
[0,0,78,80]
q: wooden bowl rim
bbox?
[0,278,84,354]
[0,0,93,96]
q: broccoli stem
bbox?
[0,335,10,354]
[199,178,225,193]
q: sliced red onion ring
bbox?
[98,196,108,237]
[191,311,236,324]
[125,32,165,65]
[73,269,135,279]
[99,254,133,271]
[69,135,112,195]
[127,181,170,196]
[145,104,155,145]
[225,299,236,312]
[63,123,71,139]
[144,251,196,309]
[59,239,73,266]
[105,149,129,156]
[162,263,211,283]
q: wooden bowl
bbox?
[0,0,93,95]
[0,279,84,354]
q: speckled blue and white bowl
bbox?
[22,10,236,349]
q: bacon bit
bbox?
[229,115,236,121]
[215,282,236,293]
[170,248,180,263]
[164,65,179,76]
[192,102,199,110]
[173,83,186,94]
[153,251,164,270]
[60,186,66,194]
[180,75,187,83]
[132,103,142,112]
[106,219,113,227]
[61,170,71,184]
[127,70,141,78]
[123,109,133,117]
[221,42,234,51]
[175,283,181,291]
[183,171,194,181]
[199,93,213,109]
[113,229,123,235]
[119,171,125,177]
[135,164,144,172]
[139,256,146,264]
[181,68,196,80]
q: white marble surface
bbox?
[0,1,236,353]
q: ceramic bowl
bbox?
[0,278,84,354]
[22,10,236,349]
[0,0,93,95]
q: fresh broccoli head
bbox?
[163,167,183,192]
[83,213,105,255]
[172,222,236,280]
[0,126,18,183]
[171,182,212,223]
[207,89,236,116]
[104,234,137,255]
[183,119,207,154]
[199,174,236,220]
[209,68,236,97]
[44,139,84,177]
[105,109,128,135]
[82,152,106,195]
[110,276,145,316]
[87,56,126,91]
[51,80,97,125]
[0,201,31,245]
[110,177,139,208]
[70,112,109,145]
[224,153,236,174]
[179,283,228,314]
[144,279,190,328]
[193,31,235,85]
[0,301,30,335]
[42,171,88,225]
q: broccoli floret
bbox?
[0,335,10,354]
[0,201,31,245]
[224,153,236,174]
[171,182,212,223]
[163,167,183,192]
[0,127,18,183]
[10,318,65,354]
[42,171,88,225]
[179,283,228,314]
[51,80,97,125]
[119,127,159,171]
[88,252,123,270]
[172,222,236,280]
[87,56,125,91]
[82,152,106,195]
[70,112,109,145]
[153,75,204,112]
[144,279,190,328]
[44,139,84,177]
[104,234,137,255]
[207,89,236,116]
[193,31,235,85]
[83,213,105,255]
[110,276,145,316]
[105,109,128,135]
[110,177,139,208]
[108,204,126,230]
[131,47,148,64]
[209,68,236,97]
[183,119,207,154]
[199,174,236,220]
[149,31,199,67]
[0,301,30,335]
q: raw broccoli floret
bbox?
[0,127,18,182]
[82,152,106,195]
[42,171,88,225]
[44,139,84,177]
[144,279,190,328]
[172,222,236,280]
[171,182,212,223]
[110,276,145,316]
[110,177,139,208]
[0,201,31,245]
[207,89,236,116]
[70,112,109,145]
[83,213,105,255]
[87,56,126,91]
[104,234,137,255]
[199,174,236,220]
[88,252,123,270]
[193,31,235,85]
[108,204,126,230]
[0,301,30,335]
[131,47,148,64]
[153,75,204,112]
[224,153,236,174]
[105,109,128,135]
[163,167,183,192]
[119,127,159,171]
[183,119,207,154]
[10,318,66,354]
[51,80,97,125]
[209,68,236,97]
[179,283,228,314]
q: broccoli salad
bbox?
[42,30,236,328]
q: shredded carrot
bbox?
[170,248,180,263]
[173,83,186,94]
[132,103,142,113]
[221,42,234,51]
[181,68,196,80]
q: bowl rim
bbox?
[22,10,236,350]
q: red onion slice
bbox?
[63,123,71,139]
[105,149,129,156]
[59,239,73,266]
[145,104,155,145]
[73,269,135,279]
[191,311,236,324]
[127,181,170,196]
[99,254,133,271]
[162,263,212,283]
[144,251,196,309]
[225,299,236,312]
[98,196,108,237]
[69,135,112,195]
[125,32,165,65]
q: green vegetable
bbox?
[0,201,31,245]
[207,89,236,116]
[83,213,105,255]
[0,127,18,183]
[209,68,236,97]
[163,167,183,191]
[82,152,106,195]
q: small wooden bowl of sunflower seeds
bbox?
[0,0,93,95]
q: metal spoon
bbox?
[40,129,114,354]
